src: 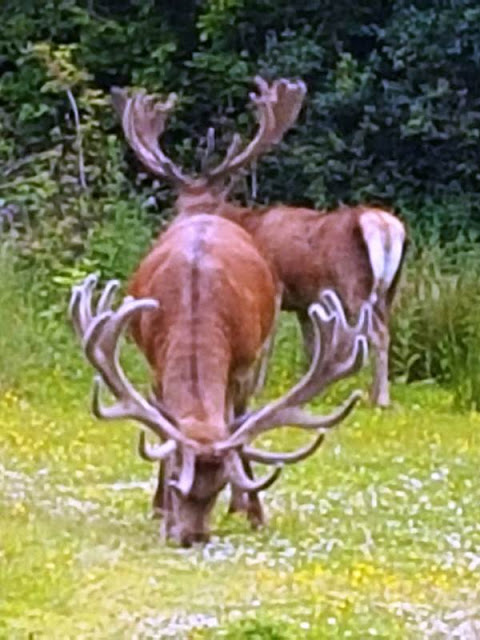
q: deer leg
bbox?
[298,309,315,361]
[225,288,281,528]
[152,461,166,518]
[158,457,177,540]
[228,442,265,528]
[228,456,265,528]
[228,483,248,515]
[370,311,390,407]
[228,293,282,524]
[242,458,265,528]
[252,333,274,396]
[227,383,265,528]
[253,291,282,395]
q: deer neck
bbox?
[176,188,225,217]
[158,325,231,445]
[175,189,255,227]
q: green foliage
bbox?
[2,1,480,403]
[0,1,175,309]
[2,0,480,243]
[3,6,480,636]
[222,617,289,639]
[391,235,480,409]
[31,42,91,92]
[0,248,39,388]
[197,0,246,45]
[1,368,479,637]
[82,200,154,280]
[0,245,76,391]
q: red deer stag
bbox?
[113,78,406,407]
[69,80,371,545]
[69,232,370,546]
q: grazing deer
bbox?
[69,242,370,546]
[113,77,407,407]
[69,82,371,546]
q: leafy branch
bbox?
[29,43,91,190]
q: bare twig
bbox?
[201,127,216,172]
[66,89,87,190]
[250,160,258,202]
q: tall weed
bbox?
[0,195,156,395]
[0,245,52,389]
[4,212,480,412]
[391,239,480,409]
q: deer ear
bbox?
[111,87,128,120]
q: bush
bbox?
[3,0,480,412]
[3,0,480,240]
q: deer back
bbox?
[219,204,405,318]
[127,214,276,442]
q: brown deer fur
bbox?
[127,214,276,543]
[69,78,373,547]
[111,79,406,407]
[175,189,407,407]
[128,213,276,437]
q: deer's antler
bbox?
[70,276,283,496]
[218,290,370,459]
[112,77,306,191]
[69,275,198,449]
[206,77,307,183]
[111,87,195,188]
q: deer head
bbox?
[111,76,306,209]
[69,275,369,546]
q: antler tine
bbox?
[169,448,196,497]
[206,92,274,180]
[238,390,361,466]
[96,279,120,315]
[68,273,98,340]
[69,276,198,448]
[85,298,197,446]
[243,432,325,465]
[201,127,216,172]
[267,77,307,145]
[138,432,177,461]
[112,87,194,188]
[226,451,282,493]
[217,132,243,169]
[253,76,270,94]
[320,290,371,337]
[126,92,191,184]
[242,389,362,435]
[206,76,306,182]
[218,293,369,451]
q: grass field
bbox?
[1,331,480,639]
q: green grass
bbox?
[1,356,480,638]
[1,245,480,638]
[390,240,480,408]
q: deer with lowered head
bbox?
[69,80,371,547]
[69,244,370,547]
[114,77,407,407]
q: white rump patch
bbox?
[359,210,406,303]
